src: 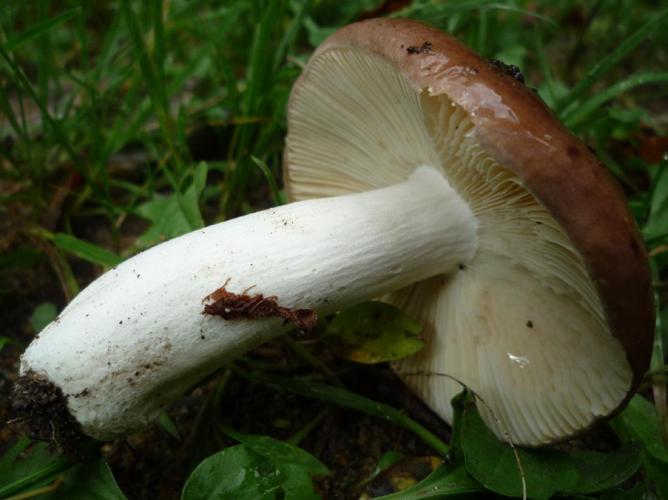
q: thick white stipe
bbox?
[21,166,477,439]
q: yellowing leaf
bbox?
[325,302,424,364]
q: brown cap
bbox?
[285,18,653,445]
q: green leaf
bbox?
[612,396,668,463]
[375,464,484,499]
[0,248,44,269]
[325,302,424,364]
[158,412,181,440]
[224,429,329,476]
[303,17,336,47]
[0,336,12,353]
[181,445,283,500]
[564,72,668,128]
[557,8,668,114]
[359,451,405,486]
[241,371,449,456]
[0,439,71,498]
[136,194,194,247]
[177,162,208,231]
[643,452,668,499]
[30,302,58,333]
[136,163,208,247]
[278,463,321,500]
[41,459,126,500]
[4,8,80,53]
[251,156,285,205]
[600,482,653,500]
[53,233,123,267]
[181,441,324,500]
[643,161,668,242]
[0,45,79,166]
[611,396,668,498]
[459,400,642,498]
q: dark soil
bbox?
[12,371,89,458]
[99,365,449,499]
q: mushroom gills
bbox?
[286,48,633,446]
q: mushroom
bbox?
[15,18,653,449]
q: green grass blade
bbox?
[251,156,284,205]
[52,233,123,267]
[275,0,312,68]
[223,0,285,213]
[393,0,557,26]
[151,0,166,86]
[120,0,183,171]
[0,457,71,499]
[0,85,26,142]
[240,370,449,456]
[486,3,558,27]
[532,26,556,105]
[565,72,668,128]
[0,44,79,167]
[4,7,79,52]
[557,9,668,115]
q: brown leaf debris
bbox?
[203,282,317,331]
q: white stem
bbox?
[20,166,477,439]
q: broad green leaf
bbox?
[225,430,329,476]
[181,445,284,500]
[136,163,208,247]
[181,442,323,500]
[136,194,193,247]
[611,395,668,463]
[278,463,321,500]
[643,452,668,499]
[611,396,668,498]
[459,400,642,498]
[375,464,484,499]
[325,301,424,364]
[30,302,58,333]
[600,482,652,499]
[53,233,123,267]
[41,459,126,500]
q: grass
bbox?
[1,0,668,498]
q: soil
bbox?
[12,372,89,458]
[102,363,449,500]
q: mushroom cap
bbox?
[284,18,653,445]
